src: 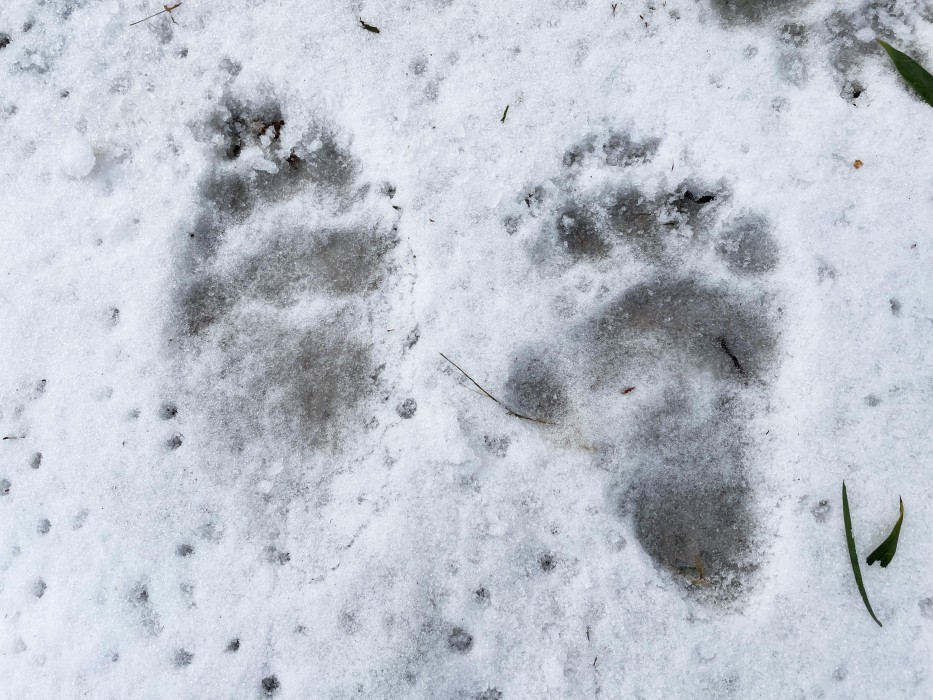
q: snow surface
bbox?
[2,0,933,697]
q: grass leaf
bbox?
[359,18,380,33]
[866,497,904,568]
[501,105,509,123]
[842,481,882,627]
[878,40,933,109]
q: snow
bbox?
[60,132,96,178]
[2,0,933,697]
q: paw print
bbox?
[170,89,405,470]
[507,129,781,600]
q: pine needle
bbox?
[439,353,553,425]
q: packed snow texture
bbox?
[2,0,933,697]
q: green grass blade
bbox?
[842,481,882,627]
[866,497,904,568]
[878,40,933,109]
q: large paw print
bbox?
[507,129,782,601]
[168,89,403,473]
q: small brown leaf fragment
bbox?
[622,387,636,395]
[693,555,706,581]
[854,159,863,169]
[360,18,380,33]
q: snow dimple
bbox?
[128,583,161,637]
[810,499,832,523]
[172,648,193,667]
[474,690,503,700]
[261,675,281,695]
[446,626,474,653]
[396,398,417,419]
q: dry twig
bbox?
[130,3,182,27]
